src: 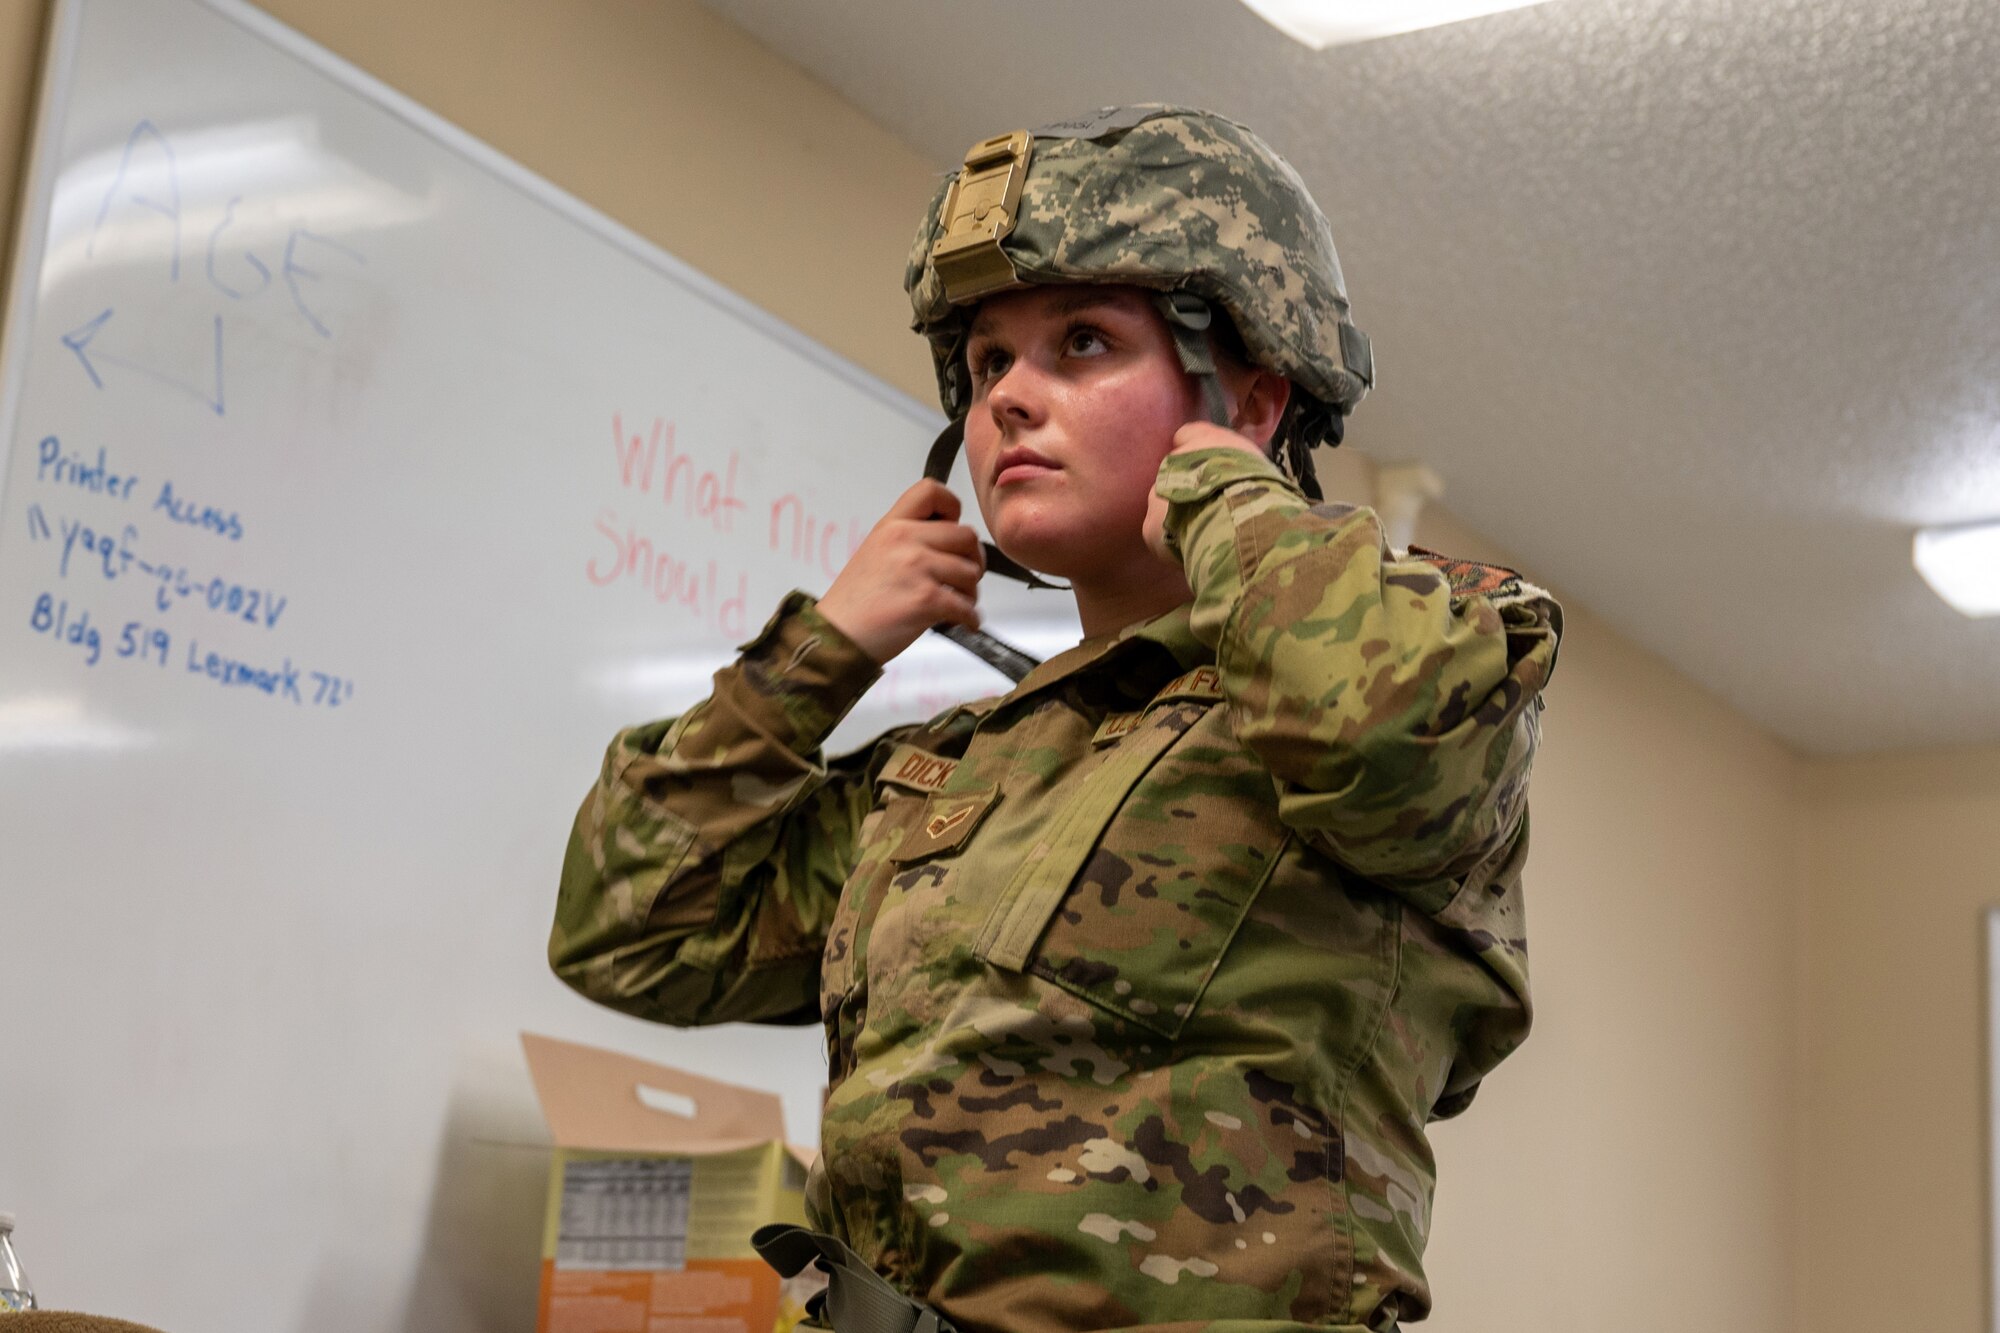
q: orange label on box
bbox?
[539,1258,776,1333]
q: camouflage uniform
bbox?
[552,107,1562,1332]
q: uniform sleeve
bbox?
[1157,446,1563,915]
[549,590,893,1027]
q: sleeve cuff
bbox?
[1154,446,1319,650]
[1156,445,1307,572]
[722,590,883,752]
[1154,444,1294,506]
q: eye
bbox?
[968,345,1011,383]
[1064,324,1110,357]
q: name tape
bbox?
[880,744,960,794]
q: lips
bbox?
[994,445,1058,487]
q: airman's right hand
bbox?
[815,479,985,666]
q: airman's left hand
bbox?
[1143,421,1268,565]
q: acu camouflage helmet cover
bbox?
[904,104,1375,448]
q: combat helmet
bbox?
[907,104,1374,500]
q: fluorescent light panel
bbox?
[1239,0,1555,48]
[1913,520,2000,618]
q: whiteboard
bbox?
[0,1,1079,1328]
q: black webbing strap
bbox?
[753,1223,957,1333]
[914,416,1049,683]
[931,620,1039,682]
[1149,291,1234,429]
[1154,290,1331,500]
[921,418,1067,593]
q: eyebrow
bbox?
[967,289,1135,339]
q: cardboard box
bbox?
[522,1033,816,1333]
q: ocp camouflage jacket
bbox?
[552,446,1562,1333]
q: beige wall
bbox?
[0,1,51,314]
[1406,503,1801,1333]
[14,3,1991,1331]
[1799,745,2000,1333]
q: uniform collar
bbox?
[1115,598,1206,670]
[988,599,1206,716]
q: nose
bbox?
[985,359,1046,431]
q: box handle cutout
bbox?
[635,1082,698,1120]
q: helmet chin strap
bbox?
[1151,291,1326,502]
[1149,291,1235,429]
[916,415,1051,683]
[922,418,1069,593]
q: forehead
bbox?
[966,285,1154,337]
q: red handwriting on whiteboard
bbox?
[611,413,745,535]
[587,509,749,640]
[768,493,864,577]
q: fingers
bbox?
[817,480,988,663]
[904,519,983,566]
[928,550,984,598]
[1170,420,1264,456]
[895,546,982,631]
[931,583,981,631]
[890,478,961,522]
[879,528,983,602]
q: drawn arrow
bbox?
[61,306,225,417]
[60,308,113,389]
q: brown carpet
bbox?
[2,1314,166,1333]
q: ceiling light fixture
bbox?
[1238,0,1556,48]
[1913,520,2000,619]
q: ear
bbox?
[1224,366,1293,448]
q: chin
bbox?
[981,492,1144,580]
[987,522,1099,581]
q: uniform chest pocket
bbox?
[820,738,1000,1082]
[973,701,1288,1040]
[820,748,968,1075]
[820,797,905,1084]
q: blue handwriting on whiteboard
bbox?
[88,120,181,283]
[281,230,367,339]
[29,591,102,666]
[183,638,353,707]
[28,590,351,708]
[36,435,140,499]
[63,307,225,417]
[68,118,374,415]
[205,195,271,300]
[27,506,285,627]
[153,479,244,541]
[50,513,139,582]
[144,562,287,627]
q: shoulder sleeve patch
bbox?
[1405,544,1527,602]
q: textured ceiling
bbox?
[697,0,2000,756]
